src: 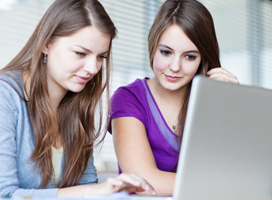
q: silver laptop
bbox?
[85,76,272,200]
[174,76,272,200]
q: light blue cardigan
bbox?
[0,71,98,198]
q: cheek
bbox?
[47,47,63,68]
[182,59,201,75]
[48,52,77,74]
[153,53,169,71]
[47,55,63,76]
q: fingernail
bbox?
[134,181,141,186]
[144,185,150,190]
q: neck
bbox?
[47,85,67,111]
[148,77,185,133]
[22,70,30,100]
[151,78,186,106]
[22,70,67,111]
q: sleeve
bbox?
[77,155,98,185]
[0,81,59,198]
[109,86,147,133]
[9,188,59,198]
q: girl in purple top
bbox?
[109,0,239,197]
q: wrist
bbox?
[83,182,112,196]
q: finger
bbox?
[128,174,156,195]
[207,67,235,77]
[116,173,157,195]
[107,177,143,194]
[209,73,239,84]
[207,68,239,84]
[106,177,130,193]
[107,177,124,186]
[116,173,141,186]
[108,174,142,193]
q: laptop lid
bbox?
[173,76,272,200]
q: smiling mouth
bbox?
[165,74,182,82]
[75,75,90,84]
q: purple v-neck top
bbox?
[109,78,179,172]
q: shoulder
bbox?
[0,70,24,98]
[0,71,25,113]
[111,78,147,100]
[109,78,150,125]
[110,78,150,111]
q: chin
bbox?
[69,87,85,93]
[67,82,88,93]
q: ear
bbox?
[42,45,48,54]
[42,41,51,54]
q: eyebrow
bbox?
[76,45,109,55]
[158,44,200,54]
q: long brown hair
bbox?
[148,0,221,146]
[0,0,117,188]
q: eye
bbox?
[185,54,196,61]
[75,52,86,57]
[160,49,171,56]
[98,55,107,60]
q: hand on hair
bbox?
[100,173,157,196]
[207,67,239,84]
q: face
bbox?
[43,26,111,96]
[152,24,201,92]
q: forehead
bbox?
[158,24,198,51]
[52,26,111,53]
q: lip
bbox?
[75,75,90,84]
[164,74,182,82]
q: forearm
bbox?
[58,182,108,198]
[112,118,176,196]
[58,175,156,197]
[9,188,59,198]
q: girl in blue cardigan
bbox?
[0,0,155,198]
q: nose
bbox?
[83,57,101,75]
[170,56,181,72]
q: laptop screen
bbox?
[174,76,272,200]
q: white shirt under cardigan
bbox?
[0,70,97,198]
